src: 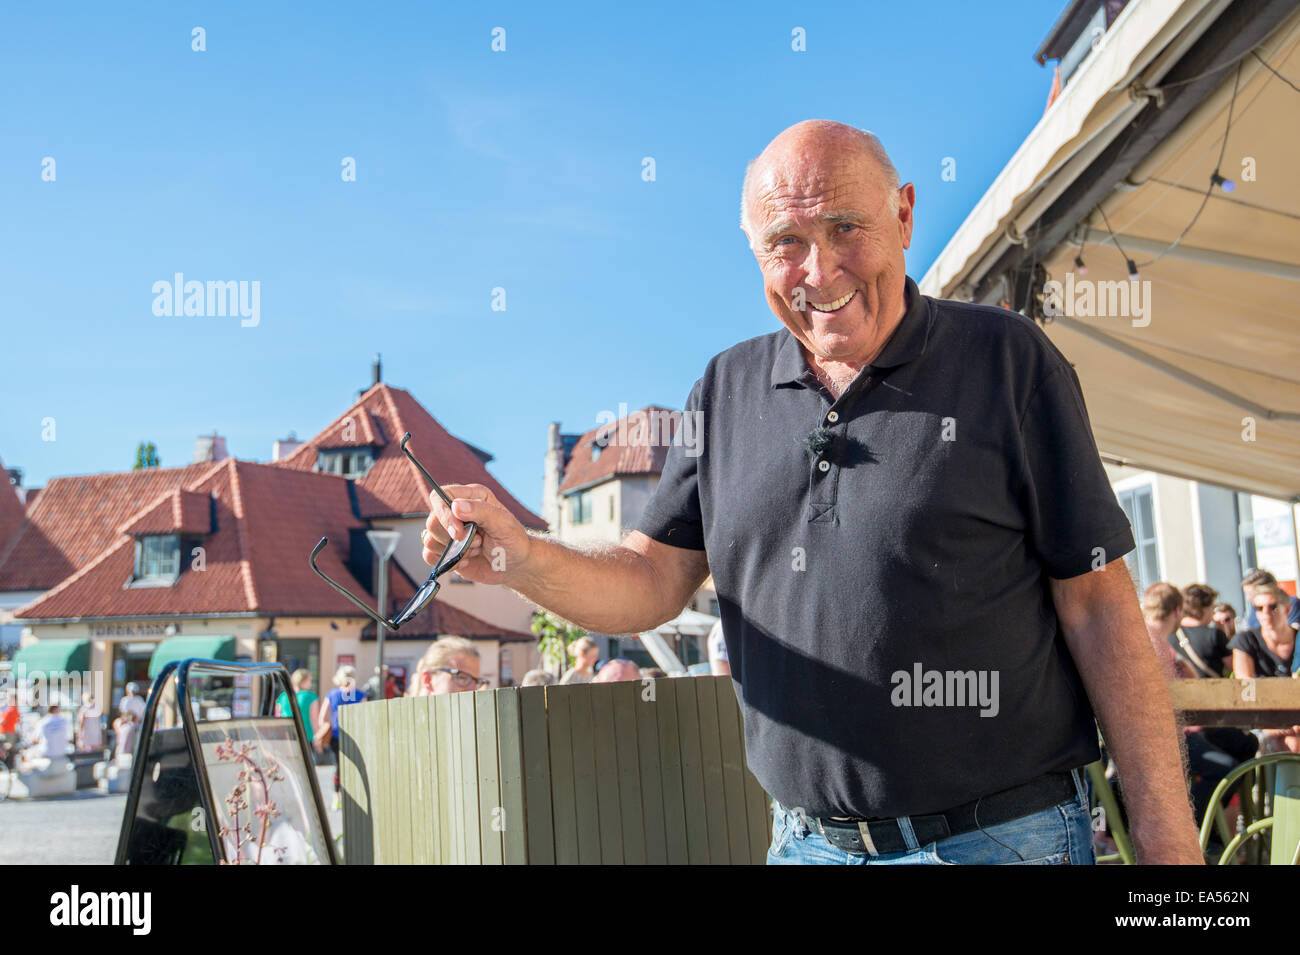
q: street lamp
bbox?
[365,529,402,697]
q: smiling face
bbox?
[743,122,915,367]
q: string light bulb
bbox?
[1126,259,1141,281]
[1074,254,1088,276]
[1210,171,1236,193]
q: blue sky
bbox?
[1,1,1062,513]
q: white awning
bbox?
[921,2,1300,500]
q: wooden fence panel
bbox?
[338,677,771,865]
[433,692,456,865]
[656,677,690,865]
[457,690,481,864]
[612,679,647,865]
[519,685,554,865]
[496,688,528,864]
[635,679,667,865]
[714,676,751,864]
[412,695,435,865]
[567,684,603,864]
[475,690,504,865]
[675,675,710,864]
[590,682,624,864]
[545,685,580,864]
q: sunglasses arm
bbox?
[310,537,401,631]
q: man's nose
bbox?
[801,241,839,291]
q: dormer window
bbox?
[317,448,374,479]
[135,534,180,584]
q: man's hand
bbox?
[422,483,533,586]
[424,483,709,635]
[1051,558,1204,865]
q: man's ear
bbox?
[897,183,916,250]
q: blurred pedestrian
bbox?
[560,636,599,685]
[1140,583,1185,680]
[75,692,104,754]
[25,703,70,770]
[1211,602,1237,640]
[1241,569,1300,633]
[592,658,641,683]
[315,665,369,810]
[1232,582,1300,753]
[707,619,731,676]
[119,682,146,723]
[521,669,555,687]
[276,669,320,739]
[1172,584,1231,678]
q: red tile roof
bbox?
[120,489,212,537]
[16,460,375,620]
[559,406,681,493]
[277,383,546,529]
[0,463,215,593]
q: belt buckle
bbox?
[817,817,881,857]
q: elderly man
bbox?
[422,120,1202,865]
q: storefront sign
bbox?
[90,622,183,638]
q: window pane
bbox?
[1136,489,1156,543]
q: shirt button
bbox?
[826,411,839,424]
[818,460,830,473]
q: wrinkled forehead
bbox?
[747,151,886,226]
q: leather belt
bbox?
[808,770,1080,857]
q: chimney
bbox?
[542,422,564,534]
[372,353,382,387]
[272,430,303,462]
[193,432,229,464]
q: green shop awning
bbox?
[148,636,236,679]
[10,638,92,675]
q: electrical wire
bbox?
[1147,177,1300,223]
[1252,49,1300,94]
[1133,62,1242,269]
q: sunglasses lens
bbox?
[435,525,476,576]
[393,578,440,627]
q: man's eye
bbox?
[777,236,797,245]
[836,223,857,233]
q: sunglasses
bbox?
[309,432,478,631]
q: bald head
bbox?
[741,121,899,238]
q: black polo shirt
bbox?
[638,275,1135,818]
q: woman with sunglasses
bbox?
[1230,583,1300,754]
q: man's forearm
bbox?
[1073,611,1202,862]
[509,533,683,635]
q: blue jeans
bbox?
[767,769,1095,865]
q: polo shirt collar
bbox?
[770,275,930,389]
